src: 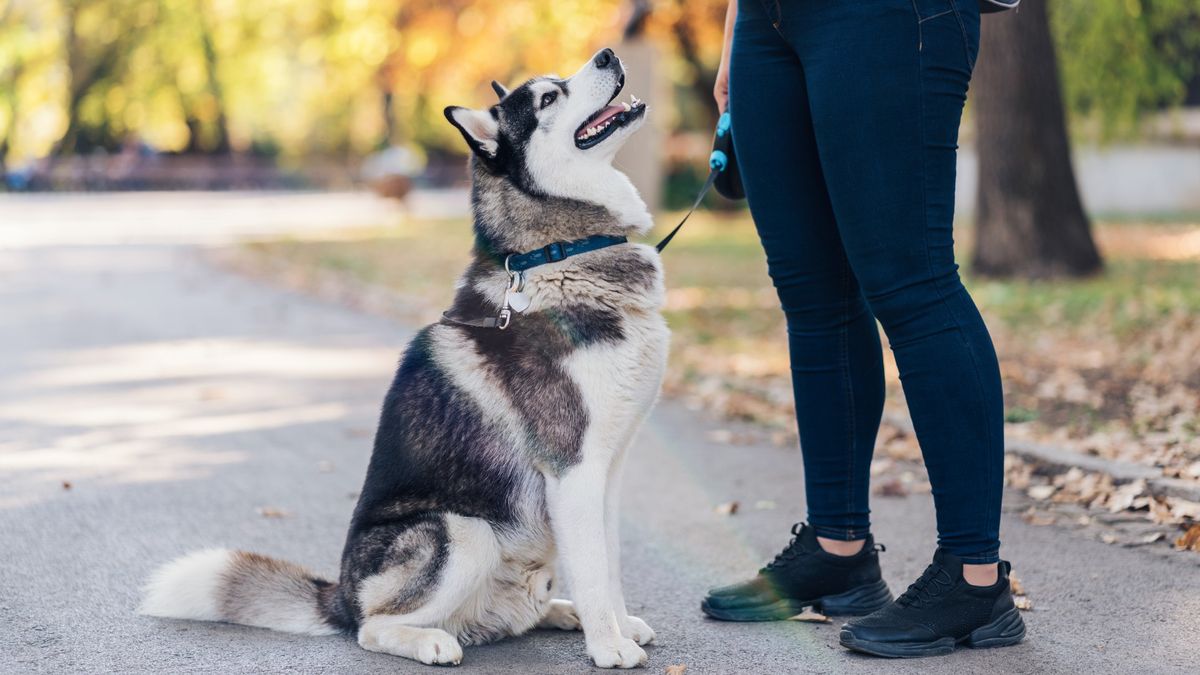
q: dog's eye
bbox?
[540,91,558,109]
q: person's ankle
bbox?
[817,536,866,557]
[963,562,999,587]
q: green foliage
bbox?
[1,0,1197,163]
[1051,0,1200,139]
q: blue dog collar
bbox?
[504,234,628,272]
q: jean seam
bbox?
[914,30,998,558]
[909,0,924,50]
[839,261,857,533]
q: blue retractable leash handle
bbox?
[654,111,744,253]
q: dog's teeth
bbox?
[621,102,631,112]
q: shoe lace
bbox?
[762,523,808,572]
[896,564,955,608]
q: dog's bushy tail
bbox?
[139,549,346,636]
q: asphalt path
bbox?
[1,193,1197,674]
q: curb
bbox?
[881,413,1200,503]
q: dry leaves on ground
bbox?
[714,501,740,516]
[1008,572,1033,611]
[664,665,688,675]
[790,608,831,623]
[1175,524,1200,552]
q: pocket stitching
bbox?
[918,8,954,24]
[948,0,977,70]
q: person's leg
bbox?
[791,0,1002,568]
[729,0,885,547]
[700,0,893,622]
[783,0,1023,656]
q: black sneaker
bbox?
[701,523,893,621]
[839,549,1026,658]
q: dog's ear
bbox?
[490,80,509,100]
[444,106,500,164]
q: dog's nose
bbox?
[593,48,615,69]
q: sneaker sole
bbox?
[838,606,1026,658]
[701,578,893,622]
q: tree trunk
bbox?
[972,0,1102,278]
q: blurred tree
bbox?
[0,0,1196,168]
[55,0,149,154]
[1052,0,1200,139]
[973,0,1103,279]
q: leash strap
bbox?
[654,167,719,253]
[441,311,504,329]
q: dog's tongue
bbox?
[591,104,623,126]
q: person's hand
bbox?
[713,62,730,114]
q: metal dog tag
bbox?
[507,290,531,313]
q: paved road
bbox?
[2,193,1198,674]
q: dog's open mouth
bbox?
[574,95,647,150]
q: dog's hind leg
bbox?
[352,515,500,666]
[358,617,463,665]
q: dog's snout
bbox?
[593,48,615,69]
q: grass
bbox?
[236,209,1200,473]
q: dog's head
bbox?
[444,49,651,252]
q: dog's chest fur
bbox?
[440,242,668,476]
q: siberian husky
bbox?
[140,49,667,669]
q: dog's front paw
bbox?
[587,637,647,669]
[413,629,463,666]
[620,616,656,645]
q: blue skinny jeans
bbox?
[729,0,1002,563]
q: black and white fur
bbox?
[140,49,666,669]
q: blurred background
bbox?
[3,0,1200,548]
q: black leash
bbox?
[653,167,719,254]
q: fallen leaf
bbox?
[753,500,776,510]
[1013,595,1033,611]
[1100,533,1119,544]
[664,665,687,675]
[869,458,895,477]
[873,478,908,498]
[1027,484,1056,501]
[790,608,831,623]
[61,481,72,491]
[707,429,734,444]
[1021,508,1056,526]
[715,501,740,516]
[1169,498,1200,520]
[1106,479,1147,513]
[1175,523,1200,552]
[257,506,289,518]
[1141,532,1166,544]
[1009,573,1026,597]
